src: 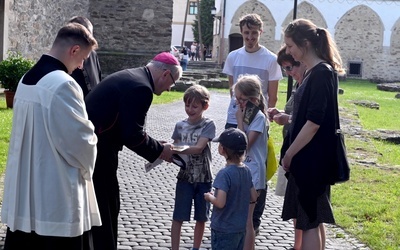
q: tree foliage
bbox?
[192,0,214,47]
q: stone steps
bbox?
[186,60,221,71]
[173,64,228,92]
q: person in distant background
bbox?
[180,47,189,71]
[195,43,200,61]
[191,42,197,61]
[203,46,207,61]
[68,16,102,97]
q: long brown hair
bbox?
[284,18,345,73]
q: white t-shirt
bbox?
[223,46,283,125]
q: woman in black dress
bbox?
[278,18,345,250]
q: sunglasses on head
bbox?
[282,61,300,72]
[282,65,293,72]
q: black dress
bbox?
[281,63,337,229]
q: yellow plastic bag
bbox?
[266,137,278,181]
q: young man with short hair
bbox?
[2,23,101,250]
[223,13,282,128]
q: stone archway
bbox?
[390,17,400,54]
[280,2,327,51]
[225,0,277,53]
[335,5,384,79]
[335,5,383,53]
[281,1,327,32]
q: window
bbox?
[189,2,198,15]
[348,62,362,77]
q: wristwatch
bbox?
[288,115,292,124]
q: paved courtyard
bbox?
[0,91,370,249]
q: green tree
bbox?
[192,0,214,49]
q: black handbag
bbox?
[332,72,350,184]
[334,131,350,183]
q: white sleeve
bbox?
[48,80,97,180]
[268,56,283,81]
[222,52,234,76]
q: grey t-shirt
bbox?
[172,117,216,183]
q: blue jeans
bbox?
[173,181,211,221]
[180,59,188,71]
[211,229,245,250]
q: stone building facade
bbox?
[213,0,400,82]
[0,0,173,76]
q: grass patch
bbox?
[339,80,400,168]
[339,79,400,131]
[152,90,183,104]
[332,166,400,249]
[0,96,12,174]
[268,78,400,249]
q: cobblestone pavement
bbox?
[0,91,371,250]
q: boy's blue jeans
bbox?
[211,229,245,250]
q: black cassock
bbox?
[86,66,163,250]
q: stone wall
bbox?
[89,0,173,74]
[8,0,89,60]
[6,0,173,75]
[97,52,152,78]
[334,5,385,82]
